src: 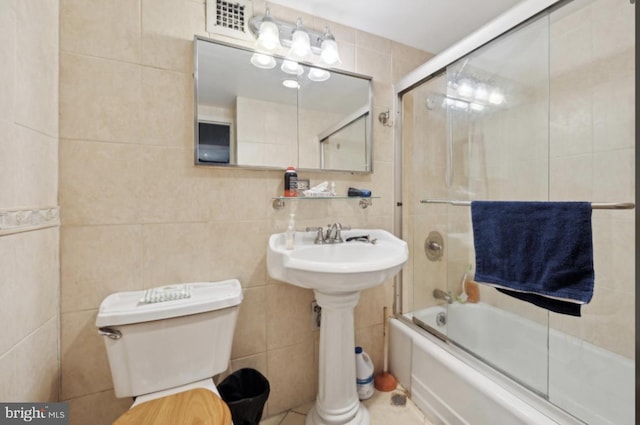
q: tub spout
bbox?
[433,288,453,304]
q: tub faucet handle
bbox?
[428,241,442,251]
[433,288,453,304]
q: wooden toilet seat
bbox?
[113,388,231,425]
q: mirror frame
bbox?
[193,35,374,174]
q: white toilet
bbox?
[96,279,243,425]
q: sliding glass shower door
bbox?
[401,0,634,423]
[443,11,552,396]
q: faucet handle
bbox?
[306,226,327,244]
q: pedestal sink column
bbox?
[306,290,370,425]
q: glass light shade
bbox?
[250,53,276,69]
[488,89,505,105]
[470,102,485,112]
[289,29,312,61]
[308,67,330,82]
[456,79,474,98]
[320,38,341,66]
[257,20,281,51]
[474,83,489,102]
[282,79,300,89]
[281,60,303,75]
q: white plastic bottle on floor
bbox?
[355,346,374,400]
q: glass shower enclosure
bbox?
[398,0,634,424]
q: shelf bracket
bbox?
[359,198,372,209]
[272,198,286,210]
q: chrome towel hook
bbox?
[378,109,393,127]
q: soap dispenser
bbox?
[285,213,296,250]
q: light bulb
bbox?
[308,67,330,82]
[282,79,300,89]
[488,89,505,105]
[289,20,312,61]
[320,28,341,66]
[474,83,489,102]
[250,53,276,69]
[256,10,281,51]
[281,60,303,75]
[456,79,474,98]
[257,21,280,51]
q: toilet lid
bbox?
[113,388,231,425]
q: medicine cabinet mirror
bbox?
[194,36,373,173]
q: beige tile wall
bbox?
[0,0,60,403]
[236,97,298,167]
[402,0,634,359]
[547,0,635,359]
[58,0,430,423]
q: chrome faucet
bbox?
[433,288,453,304]
[326,222,344,243]
[305,223,351,244]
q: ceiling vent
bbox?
[206,0,254,41]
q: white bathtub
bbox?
[390,303,634,425]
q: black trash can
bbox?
[218,368,270,425]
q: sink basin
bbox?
[267,228,408,293]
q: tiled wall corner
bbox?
[0,0,60,404]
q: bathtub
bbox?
[390,303,634,425]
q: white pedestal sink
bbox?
[267,229,408,425]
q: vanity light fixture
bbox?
[446,78,507,109]
[249,9,342,67]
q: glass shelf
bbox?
[271,196,379,209]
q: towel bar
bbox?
[419,200,635,210]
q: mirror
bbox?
[194,36,373,173]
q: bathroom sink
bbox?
[267,228,408,293]
[268,228,407,425]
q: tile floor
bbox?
[260,387,434,425]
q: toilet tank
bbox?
[96,279,243,398]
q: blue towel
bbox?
[470,201,594,317]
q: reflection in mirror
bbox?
[197,120,232,163]
[194,36,373,172]
[318,106,369,170]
